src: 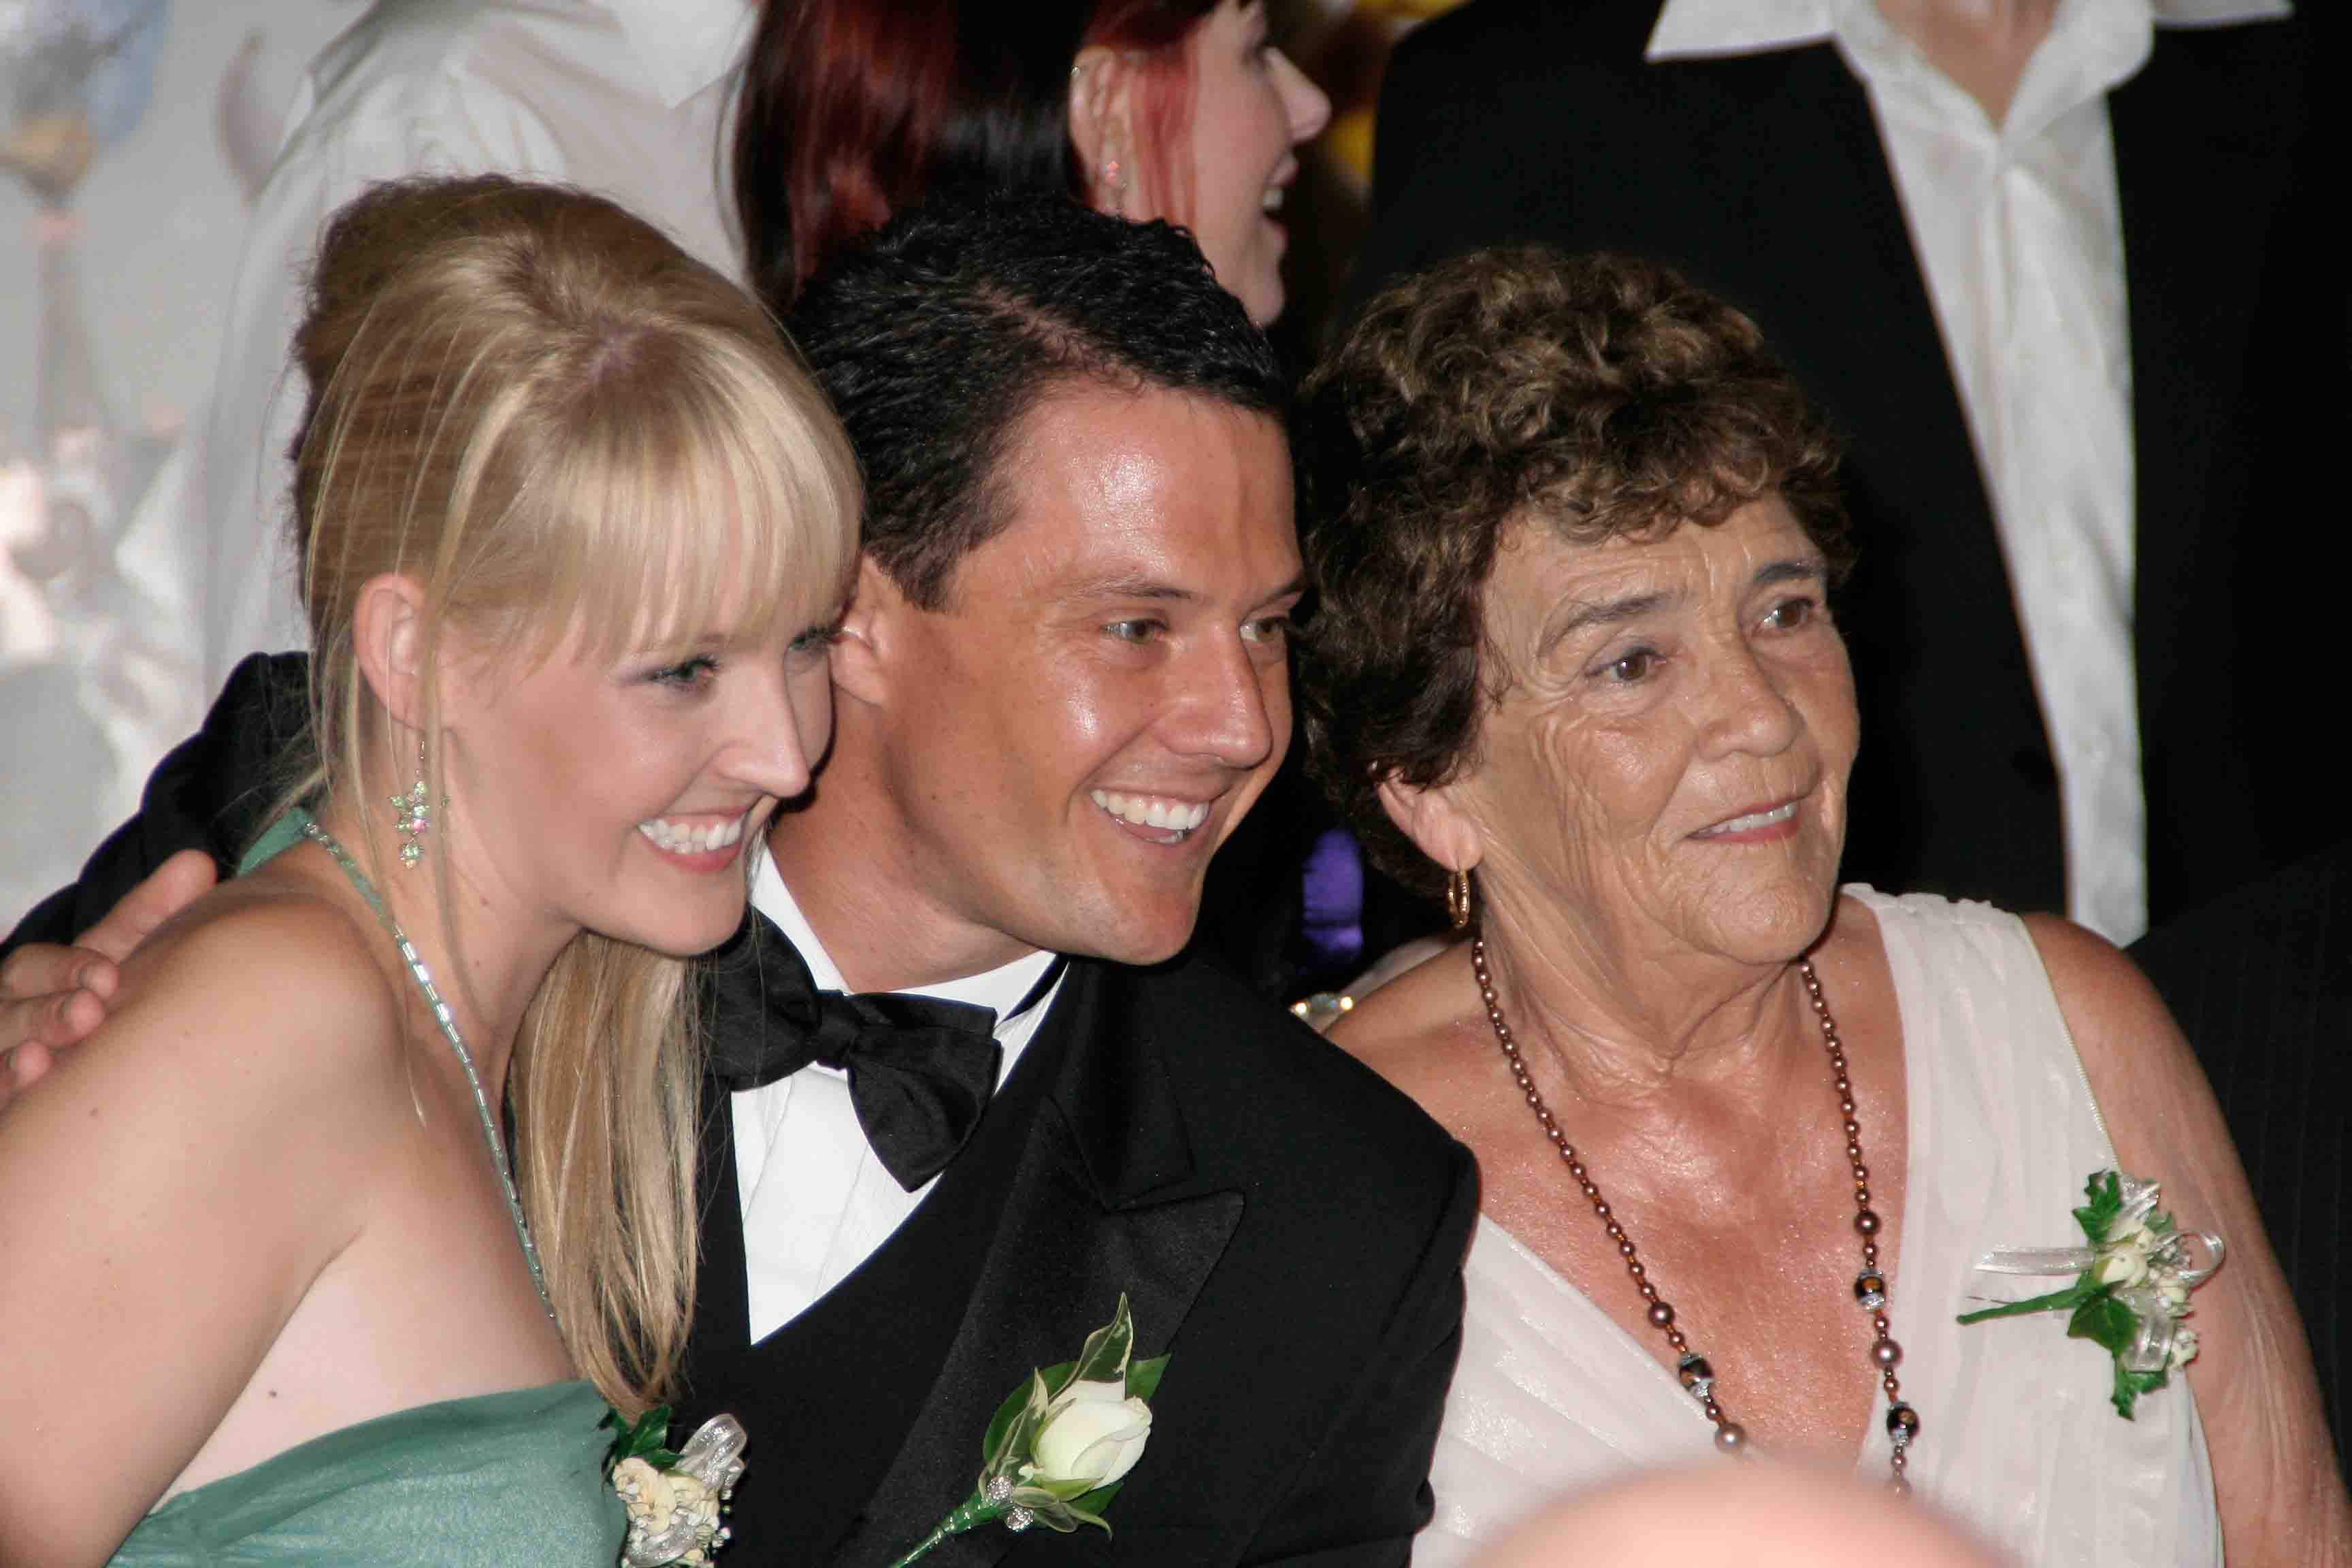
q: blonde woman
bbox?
[0,176,858,1564]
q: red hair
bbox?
[1083,0,1216,229]
[732,0,1218,307]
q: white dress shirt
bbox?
[730,850,1064,1344]
[1649,0,2289,945]
[186,0,755,686]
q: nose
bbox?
[723,660,831,802]
[1169,633,1281,772]
[1699,641,1800,760]
[1273,49,1332,145]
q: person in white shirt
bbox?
[184,0,755,695]
[1354,0,2344,946]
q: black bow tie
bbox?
[704,911,1004,1191]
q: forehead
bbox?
[980,384,1298,594]
[1488,495,1813,629]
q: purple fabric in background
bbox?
[1299,826,1365,970]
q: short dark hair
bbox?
[1296,248,1849,896]
[785,188,1285,608]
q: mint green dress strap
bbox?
[111,1383,624,1566]
[243,807,554,1321]
[235,811,309,877]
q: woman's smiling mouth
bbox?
[1691,800,1801,841]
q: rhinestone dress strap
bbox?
[291,808,557,1324]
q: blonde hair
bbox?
[285,175,860,1410]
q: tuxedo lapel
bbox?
[825,960,1244,1567]
[676,956,1243,1566]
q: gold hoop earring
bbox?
[1446,868,1475,931]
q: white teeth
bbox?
[638,815,745,855]
[1262,186,1284,212]
[1703,802,1799,836]
[1089,789,1211,837]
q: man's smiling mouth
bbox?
[1090,789,1211,843]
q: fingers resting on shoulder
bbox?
[0,849,218,1107]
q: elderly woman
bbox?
[1295,250,2349,1566]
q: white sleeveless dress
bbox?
[1418,888,2221,1566]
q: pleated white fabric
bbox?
[1418,887,2221,1566]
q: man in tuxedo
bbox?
[1352,0,2343,943]
[1,193,1475,1565]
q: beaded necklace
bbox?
[1469,938,1917,1489]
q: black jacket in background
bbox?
[1354,0,2346,928]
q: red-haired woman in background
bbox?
[734,0,1329,323]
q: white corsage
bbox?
[887,1294,1166,1566]
[604,1407,748,1567]
[1957,1170,2224,1418]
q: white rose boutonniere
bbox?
[1957,1170,2225,1418]
[603,1406,749,1567]
[888,1294,1168,1567]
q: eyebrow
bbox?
[1058,569,1307,607]
[1540,590,1671,656]
[1754,554,1830,589]
[1537,554,1829,654]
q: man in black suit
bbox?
[1,193,1475,1565]
[2129,846,2352,1465]
[1352,0,2343,937]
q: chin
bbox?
[611,899,748,960]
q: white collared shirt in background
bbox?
[1649,0,2289,945]
[190,0,756,686]
[730,849,1064,1344]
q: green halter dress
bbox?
[108,813,625,1566]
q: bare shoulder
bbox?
[2019,913,2179,1050]
[1330,940,1488,1109]
[2019,911,2227,1202]
[78,868,412,1126]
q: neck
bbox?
[311,800,576,1096]
[1471,886,1817,1124]
[764,718,1039,994]
[1874,0,2059,126]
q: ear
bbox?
[1066,46,1139,218]
[351,572,431,732]
[1376,772,1484,877]
[826,554,908,708]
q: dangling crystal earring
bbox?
[390,743,432,868]
[1447,868,1475,931]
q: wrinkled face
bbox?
[1180,0,1330,325]
[864,385,1301,966]
[441,596,836,958]
[1444,496,1859,970]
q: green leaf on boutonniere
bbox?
[1068,1299,1136,1388]
[1068,1482,1122,1519]
[600,1405,681,1474]
[2066,1290,2136,1356]
[979,1371,1054,1475]
[1955,1272,2098,1324]
[1127,1354,1169,1403]
[2112,1362,2168,1420]
[2074,1170,2123,1244]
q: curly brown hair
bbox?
[1296,248,1850,896]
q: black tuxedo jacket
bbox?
[5,654,1478,1566]
[2129,847,2352,1465]
[1354,0,2345,928]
